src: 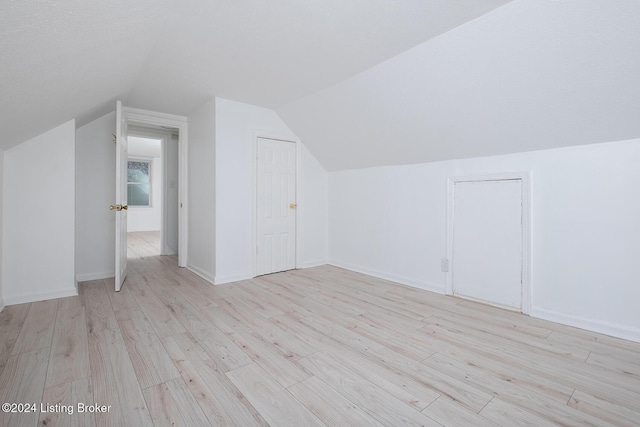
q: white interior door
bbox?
[114,101,129,291]
[256,138,296,276]
[452,179,522,310]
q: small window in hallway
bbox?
[127,159,151,206]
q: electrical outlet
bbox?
[441,259,449,272]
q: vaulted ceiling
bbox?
[0,0,509,150]
[2,1,638,171]
[278,0,640,170]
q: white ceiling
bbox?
[4,1,637,172]
[278,0,640,170]
[0,0,510,150]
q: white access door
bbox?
[113,101,129,291]
[256,138,296,276]
[452,179,522,310]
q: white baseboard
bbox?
[531,307,640,343]
[4,288,79,306]
[76,272,114,283]
[328,260,445,295]
[214,273,254,285]
[297,259,328,269]
[186,264,215,285]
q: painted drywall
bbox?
[278,0,640,171]
[298,143,329,268]
[0,149,3,311]
[3,120,77,304]
[329,139,640,342]
[186,98,216,283]
[75,112,116,282]
[127,137,162,233]
[214,97,328,283]
[165,136,179,254]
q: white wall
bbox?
[3,120,77,304]
[187,98,216,282]
[329,139,640,342]
[214,97,328,284]
[165,136,179,254]
[298,143,328,268]
[76,112,116,281]
[0,149,4,311]
[127,137,162,232]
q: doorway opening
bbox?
[113,103,189,292]
[126,128,179,262]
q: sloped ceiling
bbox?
[278,0,640,170]
[0,0,510,150]
[0,0,175,150]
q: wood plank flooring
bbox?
[0,230,639,426]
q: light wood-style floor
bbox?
[1,231,639,426]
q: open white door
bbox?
[113,100,129,291]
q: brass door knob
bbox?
[109,204,128,211]
[289,203,297,209]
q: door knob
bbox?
[109,204,129,211]
[289,203,297,209]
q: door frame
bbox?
[251,131,301,278]
[125,107,189,268]
[445,172,531,314]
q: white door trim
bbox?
[125,107,189,268]
[445,172,531,314]
[251,131,301,278]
